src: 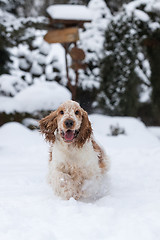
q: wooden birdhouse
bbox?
[47,4,92,29]
[44,4,92,100]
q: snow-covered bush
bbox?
[0,0,49,96]
[76,0,112,110]
[1,0,160,126]
[0,81,71,114]
[99,0,160,121]
[10,36,66,94]
[108,124,126,136]
[0,81,71,126]
[0,0,67,125]
[0,0,111,106]
[0,0,14,75]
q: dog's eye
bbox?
[75,110,79,115]
[60,110,64,115]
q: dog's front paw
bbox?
[59,173,82,200]
[59,174,72,187]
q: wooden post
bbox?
[44,4,92,101]
[44,28,86,101]
[72,42,79,101]
[63,43,74,99]
[64,44,70,88]
[63,43,79,101]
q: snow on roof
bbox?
[47,4,92,21]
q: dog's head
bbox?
[39,100,92,147]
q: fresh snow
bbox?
[47,4,92,21]
[8,39,66,95]
[0,74,27,97]
[148,126,160,140]
[30,61,43,76]
[145,0,160,13]
[0,115,160,240]
[134,9,150,22]
[124,0,160,19]
[135,66,151,103]
[0,81,71,114]
[77,0,112,90]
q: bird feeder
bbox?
[44,4,92,100]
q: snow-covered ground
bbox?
[0,115,160,240]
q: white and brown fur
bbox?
[39,100,109,200]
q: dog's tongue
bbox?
[64,130,74,141]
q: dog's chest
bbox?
[51,141,100,179]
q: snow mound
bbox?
[0,116,160,240]
[90,114,160,149]
[0,122,36,147]
[148,126,160,140]
[0,81,71,114]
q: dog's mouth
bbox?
[61,130,79,143]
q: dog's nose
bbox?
[65,119,74,128]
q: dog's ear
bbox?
[76,109,92,148]
[39,110,57,143]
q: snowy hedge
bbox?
[1,0,160,126]
[0,0,111,114]
[99,0,160,123]
[0,81,71,126]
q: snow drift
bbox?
[0,115,160,240]
[0,81,71,114]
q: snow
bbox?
[145,0,160,14]
[134,9,150,22]
[90,115,160,149]
[77,0,112,90]
[39,41,50,56]
[0,74,27,96]
[124,0,160,20]
[1,2,160,237]
[148,126,160,140]
[6,35,66,97]
[124,0,147,14]
[30,61,43,75]
[0,115,160,240]
[135,66,151,103]
[149,22,160,31]
[45,43,66,75]
[0,81,71,114]
[19,58,30,70]
[47,4,92,21]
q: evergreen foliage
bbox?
[0,0,12,75]
[145,29,160,124]
[100,0,160,122]
[100,14,147,116]
[77,0,112,110]
[0,49,11,75]
[0,0,48,75]
[104,0,132,13]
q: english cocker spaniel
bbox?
[39,100,109,200]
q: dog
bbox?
[39,100,109,200]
